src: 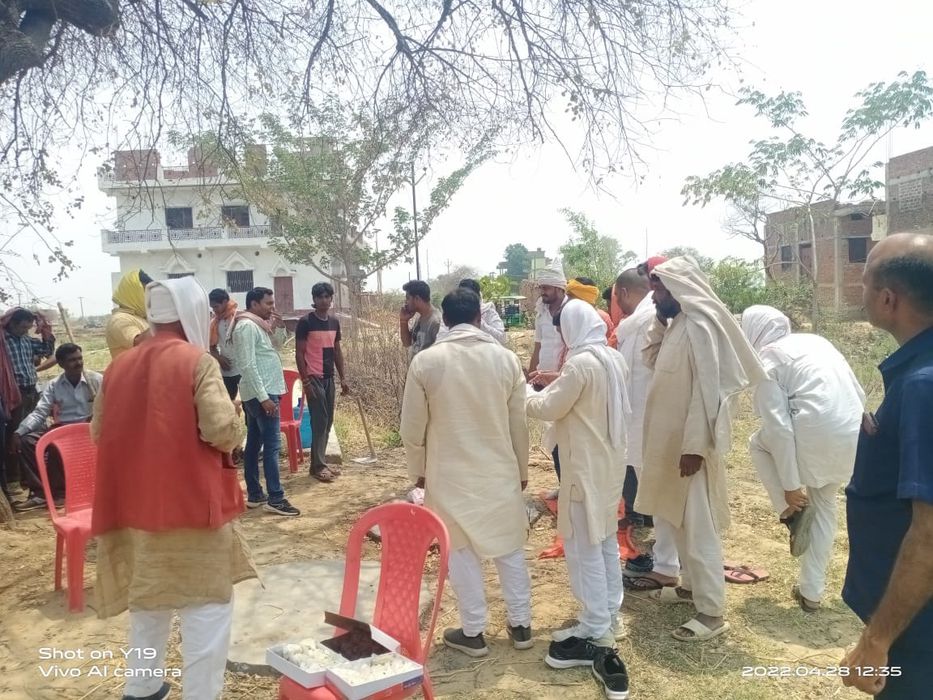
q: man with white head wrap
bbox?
[638,257,766,642]
[741,305,865,612]
[527,299,630,669]
[91,277,255,700]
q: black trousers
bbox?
[222,375,242,401]
[877,640,933,699]
[305,376,336,471]
[19,424,66,501]
[552,446,561,480]
[2,386,38,493]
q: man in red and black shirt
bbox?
[295,282,349,483]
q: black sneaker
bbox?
[507,624,534,650]
[443,628,489,657]
[264,499,300,516]
[544,636,608,669]
[592,649,630,699]
[246,494,267,509]
[123,682,171,699]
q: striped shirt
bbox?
[5,330,55,388]
[232,320,286,403]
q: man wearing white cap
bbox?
[91,277,255,700]
[528,267,568,484]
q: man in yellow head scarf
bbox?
[105,269,153,360]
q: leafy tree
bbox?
[479,275,512,301]
[682,71,933,320]
[707,257,766,313]
[660,246,715,273]
[503,244,531,281]
[559,208,636,290]
[428,265,480,305]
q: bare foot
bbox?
[695,613,724,631]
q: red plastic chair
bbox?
[279,503,450,700]
[35,423,97,613]
[281,369,305,474]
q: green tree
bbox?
[559,208,636,290]
[503,244,531,281]
[682,71,933,321]
[479,274,511,300]
[660,246,715,273]
[707,257,766,313]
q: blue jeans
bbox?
[243,396,284,504]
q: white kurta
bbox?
[400,325,529,558]
[614,293,655,470]
[752,332,865,489]
[436,302,507,345]
[526,353,627,545]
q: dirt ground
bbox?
[0,326,874,699]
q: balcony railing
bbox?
[104,225,271,245]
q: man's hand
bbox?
[340,380,350,396]
[303,377,320,400]
[862,412,879,436]
[840,633,889,696]
[9,433,21,455]
[521,480,528,491]
[784,488,809,512]
[679,454,703,477]
[400,306,415,322]
[530,370,559,388]
[218,356,232,372]
[261,399,277,416]
[415,477,425,489]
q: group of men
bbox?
[399,233,933,700]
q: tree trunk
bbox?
[806,205,821,332]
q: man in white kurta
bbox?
[434,278,508,345]
[401,288,532,658]
[741,305,865,611]
[527,300,628,664]
[637,257,766,642]
[614,265,681,590]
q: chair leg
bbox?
[54,534,64,591]
[65,535,87,613]
[287,428,299,473]
[421,672,435,700]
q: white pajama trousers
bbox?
[123,597,234,700]
[563,501,624,642]
[654,470,725,618]
[447,547,532,637]
[751,443,841,602]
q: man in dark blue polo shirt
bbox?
[842,232,933,698]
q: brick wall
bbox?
[113,149,160,181]
[886,147,933,234]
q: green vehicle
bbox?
[494,295,527,329]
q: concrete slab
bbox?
[227,560,430,675]
[325,425,342,464]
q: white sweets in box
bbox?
[266,638,347,689]
[326,653,423,700]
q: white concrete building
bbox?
[99,147,336,312]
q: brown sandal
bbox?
[311,466,337,483]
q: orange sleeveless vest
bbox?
[92,332,244,535]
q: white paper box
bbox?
[266,645,329,689]
[326,653,423,700]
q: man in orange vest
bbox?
[91,276,255,700]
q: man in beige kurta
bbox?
[637,256,765,643]
[401,287,532,658]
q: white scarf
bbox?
[740,304,791,352]
[145,277,211,350]
[558,299,630,449]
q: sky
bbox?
[8,0,933,316]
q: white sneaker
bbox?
[551,623,584,642]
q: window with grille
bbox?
[167,272,195,279]
[221,205,250,227]
[165,207,193,229]
[226,270,254,293]
[848,237,869,264]
[780,245,793,272]
[898,180,923,212]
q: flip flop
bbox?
[623,575,669,591]
[672,618,731,642]
[647,586,693,604]
[724,563,769,584]
[311,467,337,483]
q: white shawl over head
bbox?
[741,305,791,352]
[145,277,211,350]
[559,299,630,449]
[653,257,767,457]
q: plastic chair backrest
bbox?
[35,423,97,519]
[282,369,304,424]
[338,503,450,664]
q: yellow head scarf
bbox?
[566,279,600,306]
[112,269,148,318]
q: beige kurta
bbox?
[636,314,728,530]
[90,354,255,617]
[526,353,626,546]
[400,325,529,559]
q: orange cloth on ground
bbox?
[92,332,244,535]
[536,493,638,560]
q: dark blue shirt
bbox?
[844,326,933,651]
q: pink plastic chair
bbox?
[35,423,97,613]
[279,503,450,700]
[281,369,305,474]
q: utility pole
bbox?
[444,259,452,275]
[374,233,383,294]
[78,296,86,321]
[426,249,430,282]
[411,161,421,280]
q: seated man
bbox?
[11,343,102,511]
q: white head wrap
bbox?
[740,305,791,353]
[558,299,630,449]
[145,277,211,350]
[535,266,567,290]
